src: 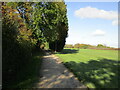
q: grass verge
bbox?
[55,48,119,88]
[7,50,45,89]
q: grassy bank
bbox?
[6,51,44,89]
[55,48,119,88]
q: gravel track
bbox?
[34,52,88,89]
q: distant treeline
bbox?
[65,43,119,50]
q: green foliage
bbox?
[97,44,110,48]
[2,1,68,88]
[10,51,44,88]
[97,44,105,47]
[30,2,68,51]
[64,44,74,48]
[2,2,39,88]
[49,39,66,52]
[44,42,49,50]
[48,2,68,52]
[65,43,114,49]
[81,45,89,49]
[2,16,32,88]
[74,43,80,48]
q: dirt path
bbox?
[34,52,88,88]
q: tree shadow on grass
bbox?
[64,58,120,88]
[60,49,79,54]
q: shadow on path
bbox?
[60,49,79,54]
[64,58,120,88]
[34,54,87,88]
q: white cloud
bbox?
[75,6,117,20]
[112,19,120,26]
[112,20,118,26]
[92,29,106,36]
[75,6,118,26]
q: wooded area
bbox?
[2,2,68,88]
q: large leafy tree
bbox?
[32,2,68,52]
[48,2,68,52]
[4,2,68,52]
[2,1,68,88]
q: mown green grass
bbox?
[55,48,119,88]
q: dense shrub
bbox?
[49,39,66,52]
[2,2,68,88]
[2,16,34,87]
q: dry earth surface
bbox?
[34,52,88,88]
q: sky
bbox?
[65,2,118,48]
